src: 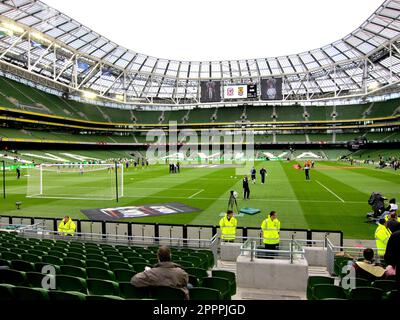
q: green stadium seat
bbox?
[69,242,85,248]
[119,282,150,299]
[141,253,156,261]
[56,275,87,294]
[86,249,103,256]
[18,244,34,251]
[106,255,126,263]
[11,248,27,255]
[190,252,210,269]
[86,259,109,269]
[151,286,186,300]
[113,269,136,283]
[147,258,159,266]
[334,256,353,276]
[86,295,125,300]
[33,245,50,253]
[189,287,222,300]
[0,269,29,286]
[86,267,116,281]
[34,262,60,273]
[307,276,335,300]
[48,290,87,301]
[108,261,132,271]
[60,265,87,279]
[42,255,63,266]
[127,257,147,265]
[50,246,68,254]
[21,253,42,264]
[372,280,398,293]
[131,262,148,273]
[384,290,399,301]
[178,260,195,269]
[100,244,114,250]
[30,249,46,257]
[1,252,21,261]
[63,257,85,268]
[40,239,55,246]
[0,258,11,268]
[47,250,67,259]
[202,277,231,300]
[87,279,119,296]
[10,260,35,272]
[185,267,208,280]
[13,286,49,301]
[121,251,138,259]
[68,252,86,260]
[349,287,383,300]
[312,284,347,300]
[26,272,53,288]
[0,284,14,301]
[86,254,106,261]
[188,275,200,287]
[211,270,236,296]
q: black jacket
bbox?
[384,230,400,289]
[243,178,249,189]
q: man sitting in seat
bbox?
[58,215,76,236]
[352,248,386,282]
[131,246,189,299]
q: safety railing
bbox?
[326,238,382,276]
[239,236,305,264]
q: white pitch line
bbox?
[188,189,205,199]
[316,180,345,203]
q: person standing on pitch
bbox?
[304,161,311,181]
[219,210,238,243]
[260,167,267,185]
[243,175,250,200]
[261,211,281,258]
[16,166,21,179]
[251,167,256,184]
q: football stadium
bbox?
[0,0,399,305]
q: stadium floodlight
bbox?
[83,91,97,99]
[1,22,24,34]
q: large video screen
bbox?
[260,78,283,100]
[200,81,221,103]
[224,84,248,99]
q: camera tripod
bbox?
[227,193,239,213]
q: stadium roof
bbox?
[0,0,400,105]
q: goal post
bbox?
[27,163,124,201]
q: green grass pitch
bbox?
[1,160,399,240]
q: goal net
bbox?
[26,163,124,200]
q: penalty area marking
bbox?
[315,180,345,203]
[188,189,205,199]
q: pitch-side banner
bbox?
[224,84,248,99]
[81,202,200,221]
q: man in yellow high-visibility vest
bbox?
[261,211,281,254]
[375,218,392,257]
[58,215,76,236]
[219,210,238,242]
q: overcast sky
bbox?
[43,0,384,61]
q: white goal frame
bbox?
[28,163,124,200]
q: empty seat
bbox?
[86,267,116,282]
[108,261,132,271]
[0,284,14,301]
[0,258,11,268]
[211,270,236,296]
[1,252,21,261]
[86,259,109,269]
[56,275,87,294]
[189,287,222,300]
[86,254,106,262]
[127,257,147,265]
[106,255,126,263]
[307,276,335,300]
[119,282,150,299]
[13,286,49,301]
[86,295,124,300]
[202,277,231,300]
[10,260,35,272]
[312,284,347,300]
[63,257,85,268]
[0,269,29,286]
[48,290,86,301]
[68,252,86,260]
[349,287,383,300]
[131,262,148,273]
[151,286,186,300]
[372,280,398,293]
[87,279,119,296]
[26,272,54,288]
[21,253,42,264]
[113,269,136,283]
[60,265,87,279]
